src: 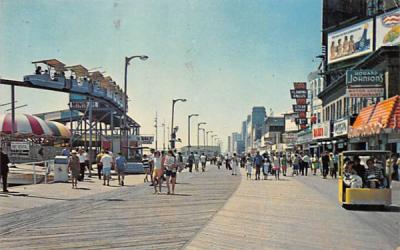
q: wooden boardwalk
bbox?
[0,167,240,249]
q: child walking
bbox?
[246,156,252,180]
[263,159,270,180]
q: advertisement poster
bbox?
[376,8,400,49]
[328,19,373,64]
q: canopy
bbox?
[32,59,66,71]
[89,71,104,81]
[0,113,70,138]
[66,65,89,77]
[349,95,400,138]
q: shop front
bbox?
[312,121,332,155]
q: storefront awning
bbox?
[349,95,400,138]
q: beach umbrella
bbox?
[45,120,72,138]
[0,113,53,137]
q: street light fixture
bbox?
[187,114,199,153]
[197,122,206,150]
[211,134,217,146]
[206,130,213,147]
[122,54,148,157]
[170,98,187,149]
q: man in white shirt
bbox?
[101,151,114,186]
[200,153,207,172]
[78,149,86,181]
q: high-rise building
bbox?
[231,132,241,152]
[252,107,266,141]
[241,120,247,142]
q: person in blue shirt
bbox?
[115,152,127,186]
[253,152,264,180]
[61,147,70,157]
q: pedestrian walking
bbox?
[149,149,155,186]
[78,149,86,181]
[225,154,232,170]
[164,150,177,195]
[96,150,104,180]
[101,151,114,186]
[253,151,263,180]
[292,154,300,176]
[263,157,270,180]
[115,152,127,186]
[329,153,336,179]
[68,150,80,189]
[153,151,164,194]
[311,154,319,175]
[142,154,150,183]
[84,149,92,178]
[177,152,185,172]
[0,146,10,192]
[194,152,200,172]
[231,153,239,176]
[302,154,310,176]
[187,152,194,172]
[246,155,252,180]
[321,152,330,179]
[272,154,281,180]
[200,153,207,172]
[216,155,222,169]
[281,154,287,176]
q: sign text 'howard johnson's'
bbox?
[346,70,384,86]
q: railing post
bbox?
[33,163,36,184]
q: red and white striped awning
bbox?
[0,113,53,137]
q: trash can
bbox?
[54,156,69,182]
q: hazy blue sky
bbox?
[0,0,321,150]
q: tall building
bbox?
[252,107,266,141]
[231,132,242,152]
[241,120,247,142]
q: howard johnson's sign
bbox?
[346,70,384,87]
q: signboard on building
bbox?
[312,122,331,140]
[295,118,308,125]
[376,8,400,49]
[290,89,308,99]
[293,82,306,89]
[10,141,30,157]
[328,19,373,64]
[333,119,349,137]
[293,105,308,112]
[140,136,154,145]
[345,70,384,87]
[347,88,384,98]
[284,113,299,132]
[296,98,307,105]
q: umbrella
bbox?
[0,113,71,138]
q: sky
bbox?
[0,0,322,151]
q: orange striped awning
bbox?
[349,95,400,138]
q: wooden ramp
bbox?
[0,167,240,249]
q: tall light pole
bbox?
[122,54,148,157]
[199,128,206,153]
[197,122,206,150]
[187,114,199,154]
[161,122,166,150]
[206,130,213,147]
[170,98,187,149]
[154,113,158,151]
[211,134,217,146]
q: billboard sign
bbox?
[312,122,331,140]
[333,119,349,137]
[140,136,154,145]
[284,113,299,132]
[295,118,308,125]
[293,105,307,112]
[293,82,306,90]
[376,8,400,49]
[347,88,384,98]
[328,19,373,64]
[345,70,384,87]
[290,89,308,99]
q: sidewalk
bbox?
[186,169,399,250]
[0,171,147,216]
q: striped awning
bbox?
[0,113,71,138]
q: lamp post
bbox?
[122,54,148,157]
[199,128,206,153]
[170,98,187,149]
[187,114,199,154]
[206,130,213,147]
[197,122,206,150]
[211,134,217,146]
[161,122,166,150]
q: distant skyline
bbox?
[0,0,322,151]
